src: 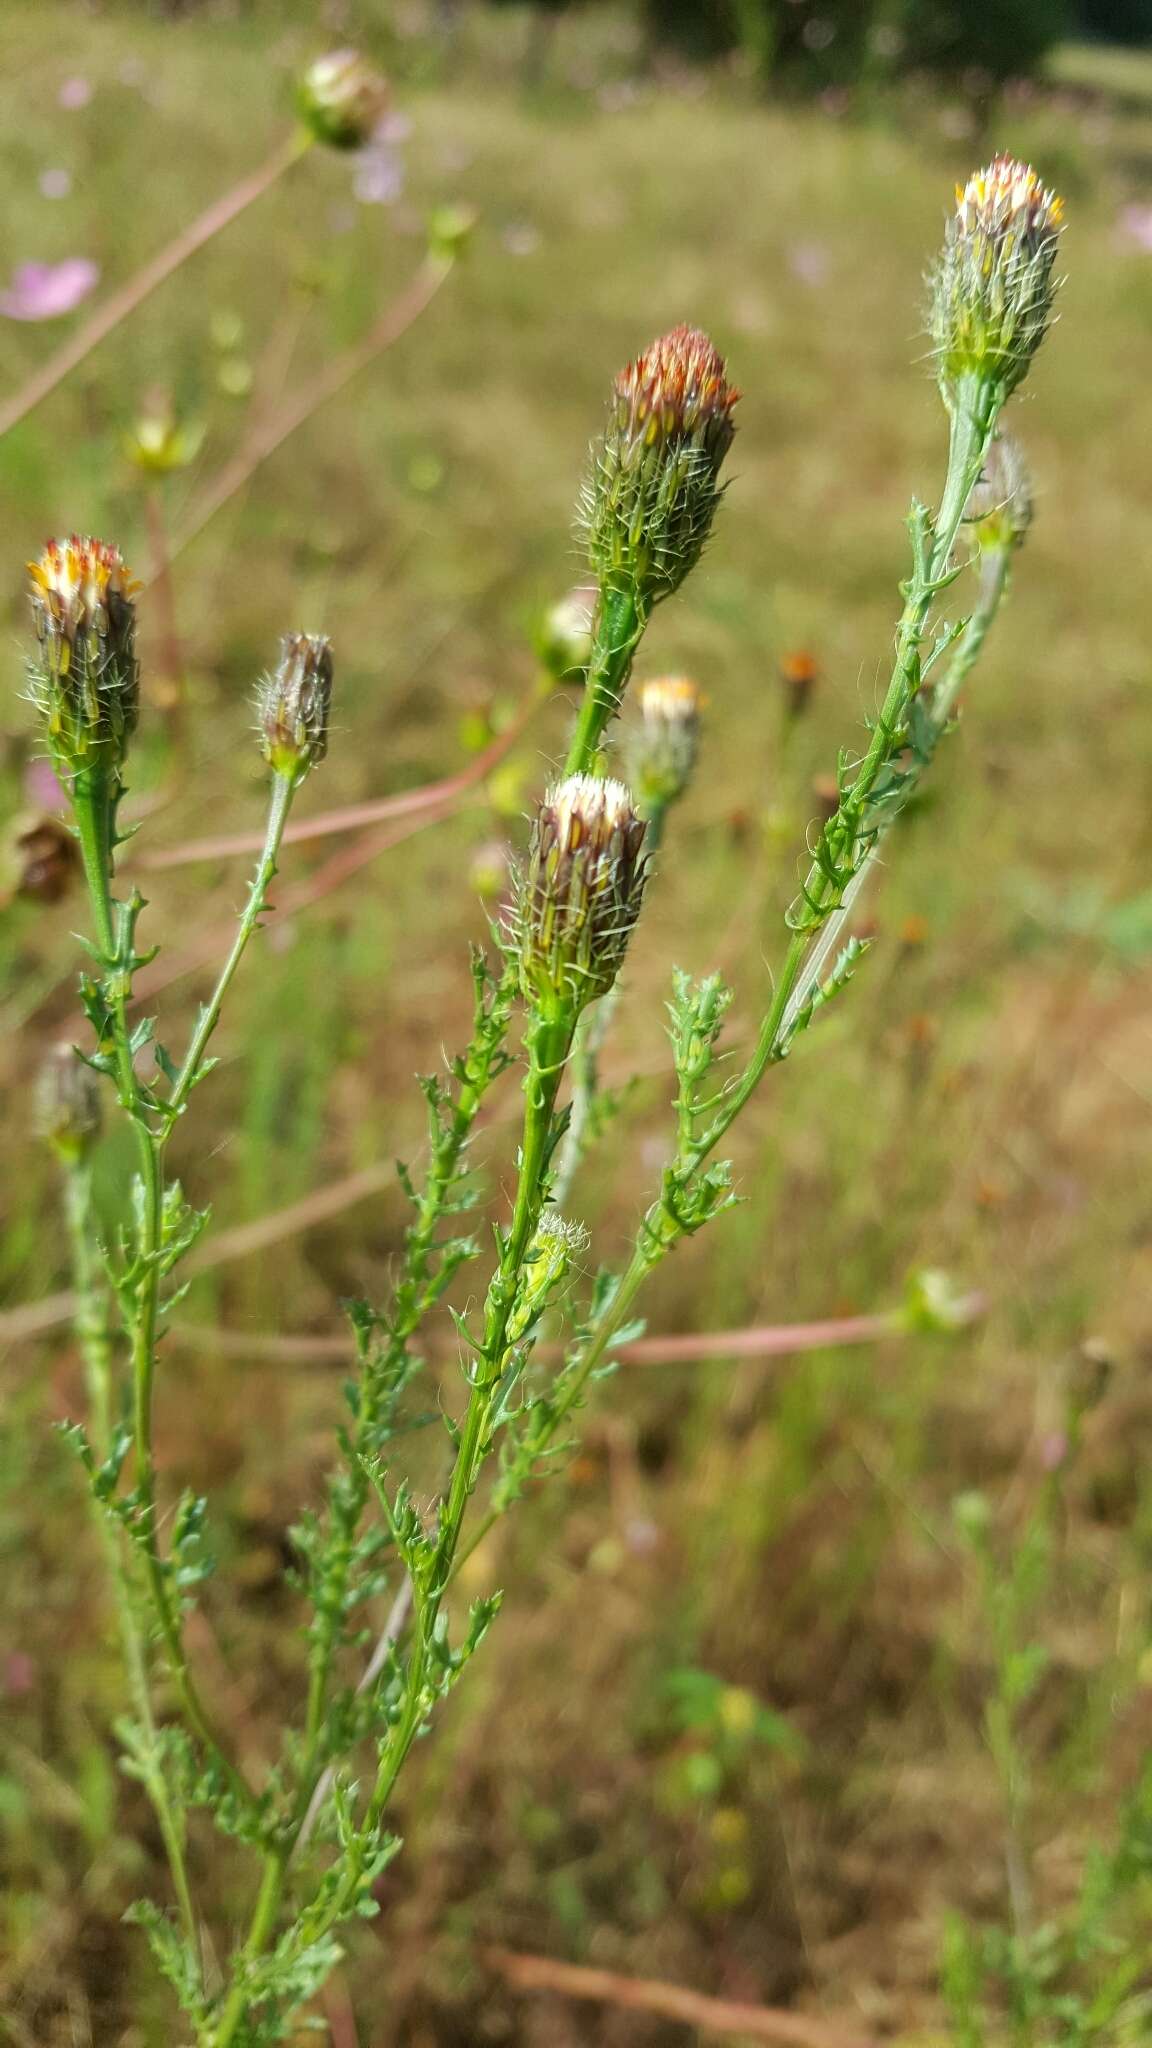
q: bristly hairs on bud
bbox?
[628,675,705,817]
[296,48,390,151]
[26,536,140,787]
[930,155,1063,410]
[581,325,739,612]
[514,773,648,1022]
[258,633,334,784]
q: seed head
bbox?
[966,430,1033,552]
[583,325,739,608]
[37,1042,102,1163]
[930,156,1063,405]
[297,49,390,151]
[516,773,648,1018]
[27,536,140,782]
[258,633,333,782]
[628,675,704,814]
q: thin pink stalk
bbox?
[485,1948,878,2048]
[0,134,308,441]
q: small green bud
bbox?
[930,156,1063,408]
[507,1212,590,1346]
[966,431,1033,554]
[124,395,206,477]
[516,773,648,1019]
[37,1042,102,1163]
[952,1490,993,1546]
[427,204,477,264]
[627,675,704,815]
[582,325,738,609]
[27,537,141,785]
[536,585,596,683]
[297,49,390,151]
[258,633,333,783]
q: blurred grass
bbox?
[3,4,1152,2043]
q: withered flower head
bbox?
[930,155,1063,405]
[297,49,389,150]
[37,1042,102,1163]
[516,773,648,1018]
[628,675,704,814]
[583,325,739,608]
[27,536,140,780]
[966,430,1033,552]
[258,633,333,782]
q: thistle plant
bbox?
[30,156,1063,2044]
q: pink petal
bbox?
[0,258,99,321]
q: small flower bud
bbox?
[965,430,1033,553]
[297,49,390,151]
[124,393,206,476]
[930,156,1063,405]
[537,585,597,683]
[516,773,648,1018]
[583,325,738,609]
[37,1042,102,1163]
[627,675,704,814]
[258,633,333,782]
[427,204,477,264]
[507,1212,590,1346]
[27,536,140,783]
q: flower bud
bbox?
[536,585,596,683]
[965,430,1033,553]
[27,537,140,783]
[583,326,738,609]
[627,675,704,814]
[124,393,206,476]
[37,1042,102,1163]
[297,49,390,151]
[930,156,1063,405]
[516,774,648,1018]
[507,1212,590,1346]
[258,633,333,782]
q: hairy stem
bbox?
[64,1154,201,1962]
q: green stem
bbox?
[73,768,298,1817]
[166,770,296,1121]
[210,1016,572,2042]
[564,585,643,776]
[64,1155,201,1966]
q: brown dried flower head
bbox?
[258,633,334,782]
[584,326,739,607]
